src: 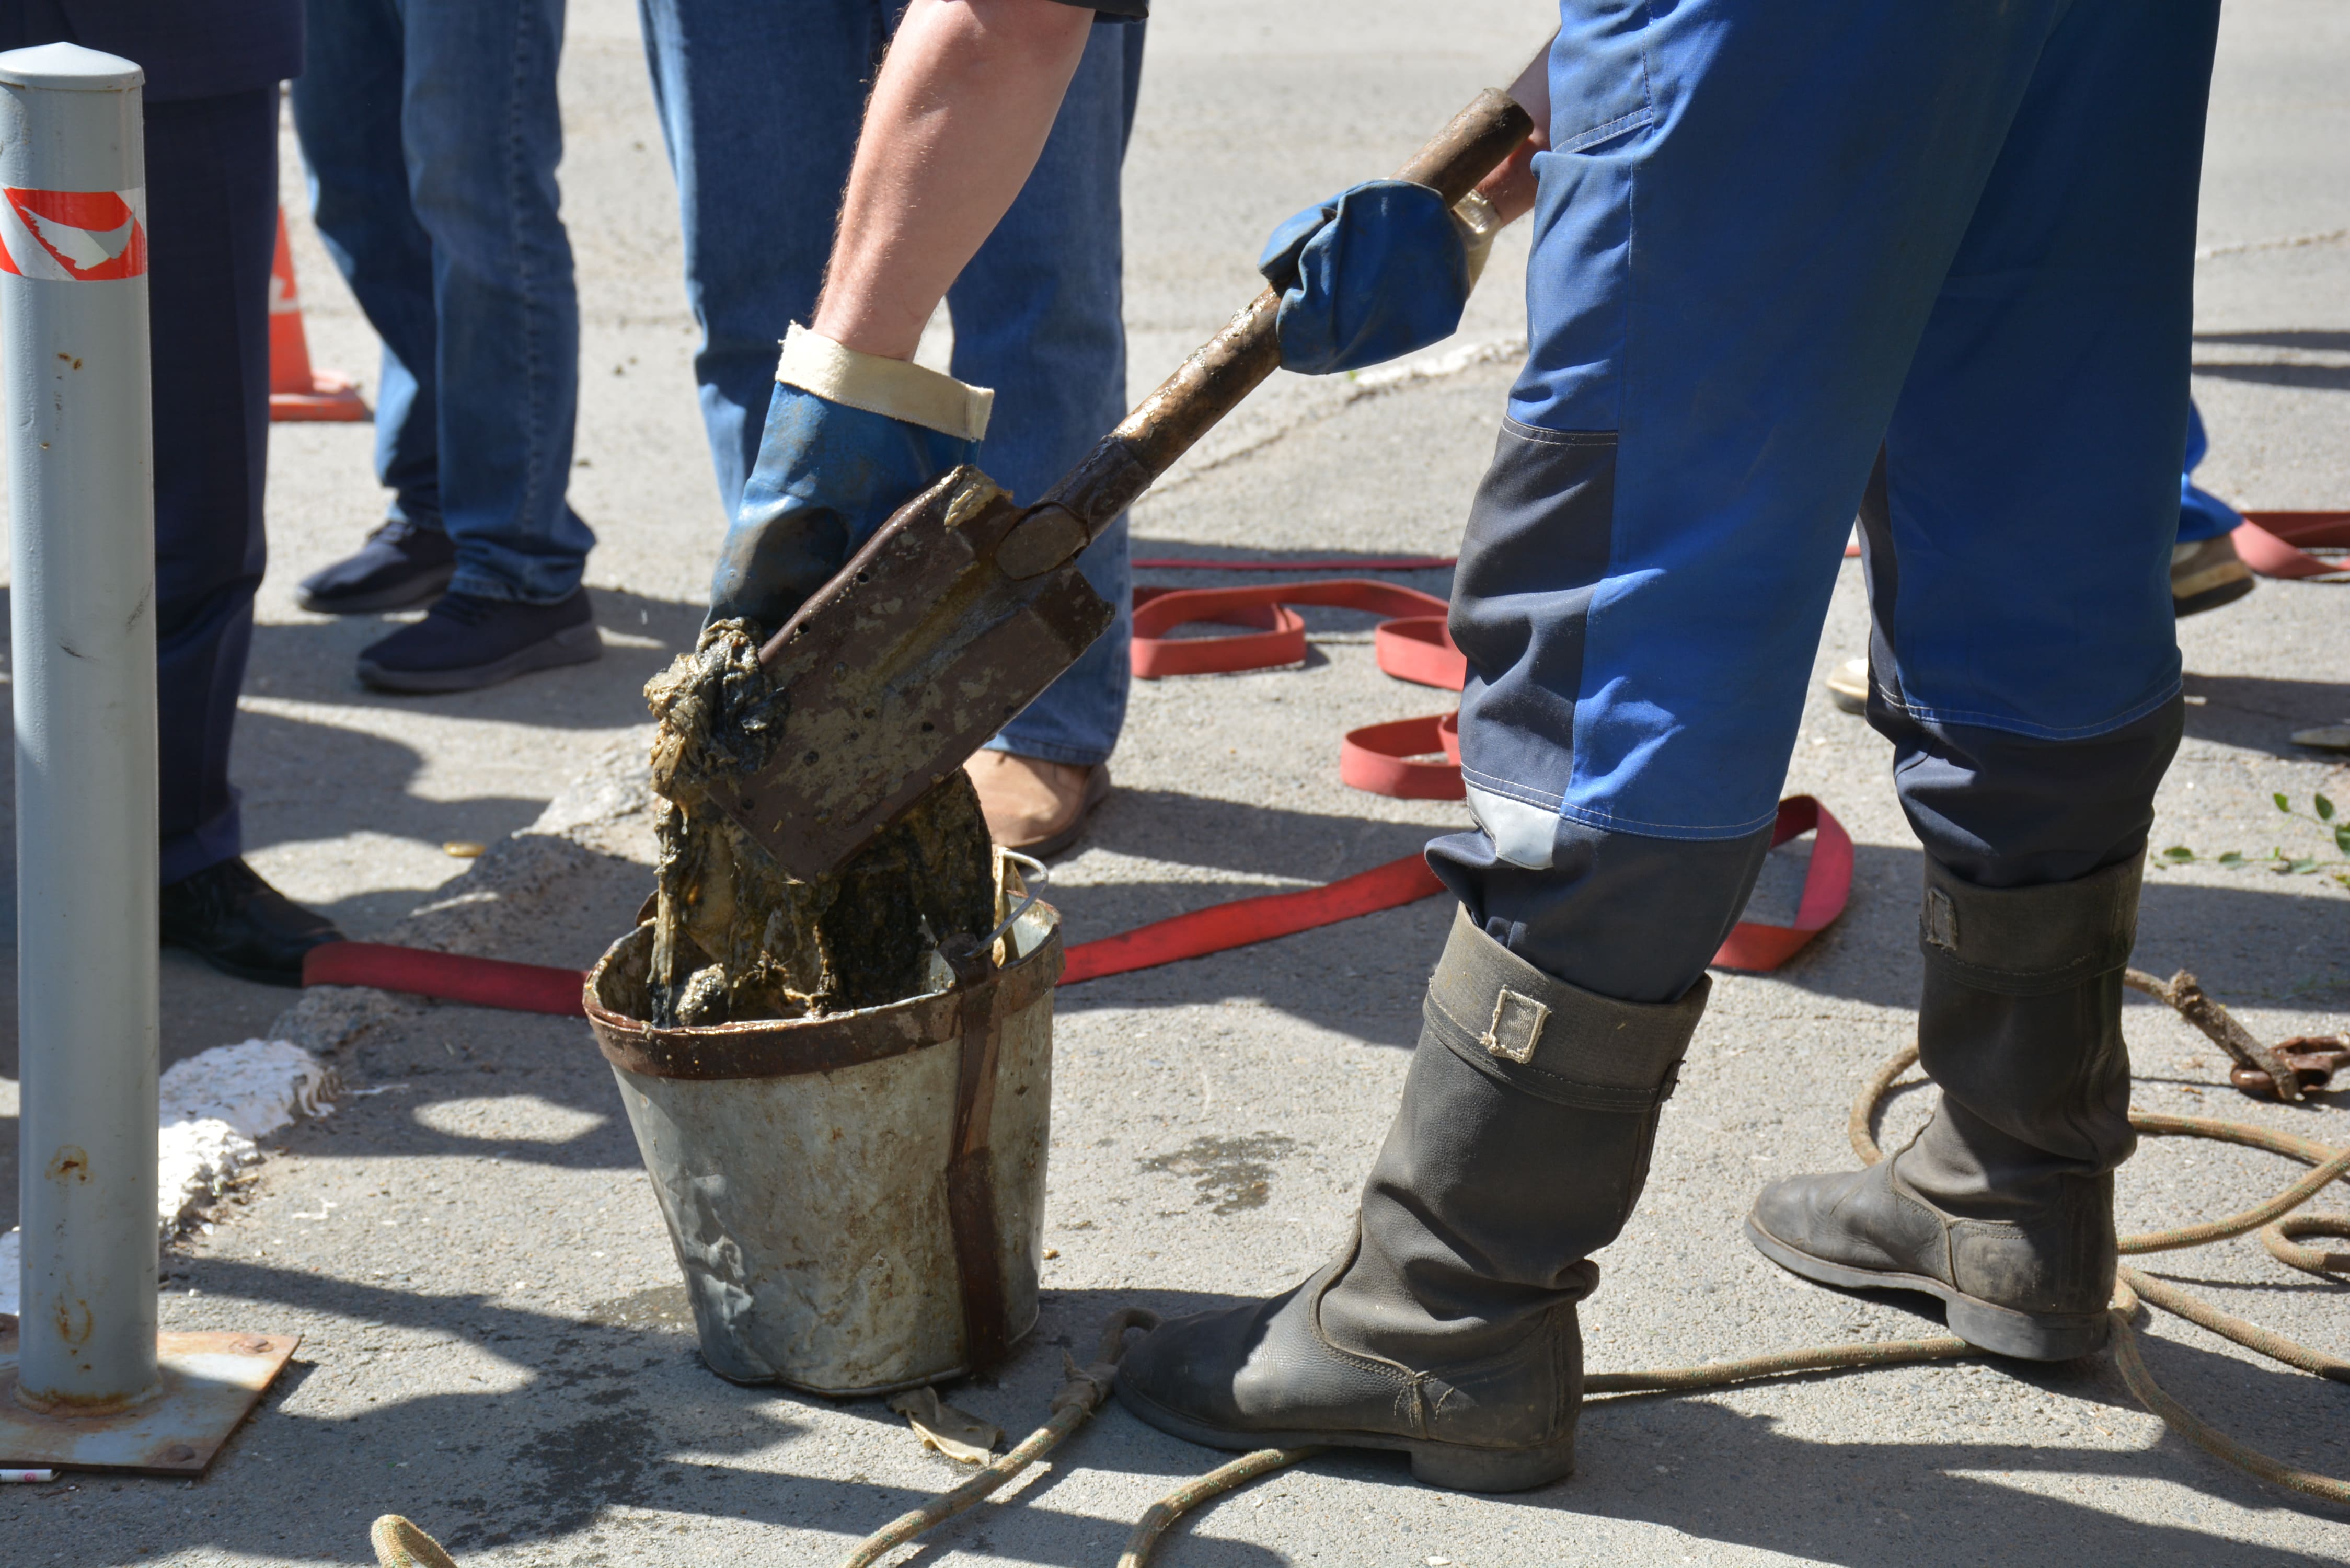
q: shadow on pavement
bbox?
[2184,671,2350,757]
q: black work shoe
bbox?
[357,587,601,694]
[296,517,457,614]
[160,858,343,987]
[1116,908,1709,1494]
[1747,856,2142,1362]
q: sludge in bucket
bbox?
[585,873,1063,1397]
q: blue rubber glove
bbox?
[707,328,989,635]
[1257,179,1484,375]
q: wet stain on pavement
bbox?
[1142,1133,1299,1214]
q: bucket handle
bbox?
[984,850,1049,954]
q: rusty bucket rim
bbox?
[583,902,1064,1081]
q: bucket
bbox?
[584,864,1063,1396]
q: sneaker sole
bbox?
[2172,572,2256,619]
[295,564,457,616]
[357,620,603,694]
[1744,1213,2108,1361]
[1113,1374,1574,1494]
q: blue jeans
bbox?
[292,0,594,605]
[1434,0,2213,1001]
[2177,401,2242,544]
[637,1,1142,765]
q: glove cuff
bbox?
[775,323,995,442]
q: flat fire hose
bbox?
[368,1021,2350,1568]
[302,573,1851,1007]
[2235,510,2350,582]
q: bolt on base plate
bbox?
[0,1318,299,1475]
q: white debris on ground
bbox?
[0,1040,337,1317]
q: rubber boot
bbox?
[1115,906,1708,1492]
[1747,856,2140,1359]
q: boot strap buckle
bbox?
[1481,987,1550,1063]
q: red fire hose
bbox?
[302,567,1851,1012]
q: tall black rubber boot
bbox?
[1747,855,2141,1359]
[1115,907,1708,1492]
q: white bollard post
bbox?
[0,43,162,1414]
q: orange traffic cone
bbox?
[269,207,368,422]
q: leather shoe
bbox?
[963,751,1110,857]
[160,858,343,987]
[296,517,457,615]
[359,587,602,694]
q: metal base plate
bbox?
[0,1318,299,1474]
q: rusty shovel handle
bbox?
[1021,88,1534,551]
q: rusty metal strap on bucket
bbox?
[944,946,1013,1375]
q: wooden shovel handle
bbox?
[1019,88,1534,555]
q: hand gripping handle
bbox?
[998,88,1535,578]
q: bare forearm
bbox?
[1476,34,1556,225]
[812,0,1093,361]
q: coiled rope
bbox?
[373,1048,2348,1567]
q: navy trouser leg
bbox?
[147,90,278,884]
[1431,0,2216,1001]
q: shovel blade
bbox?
[705,468,1113,882]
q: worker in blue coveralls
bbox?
[709,0,2218,1492]
[0,3,347,984]
[1829,396,2251,711]
[2173,400,2255,615]
[647,0,1145,856]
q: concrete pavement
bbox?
[3,0,2348,1562]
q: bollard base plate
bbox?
[0,1318,298,1475]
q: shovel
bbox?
[705,88,1534,882]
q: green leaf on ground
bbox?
[2218,851,2247,867]
[2275,791,2294,812]
[2317,793,2336,821]
[2163,846,2195,861]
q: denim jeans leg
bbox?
[397,0,592,603]
[637,0,895,520]
[293,0,443,530]
[950,21,1143,768]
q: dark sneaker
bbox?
[161,858,344,987]
[357,587,602,694]
[296,517,457,614]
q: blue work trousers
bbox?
[149,89,281,884]
[1433,0,2216,1002]
[2177,401,2242,544]
[292,0,595,605]
[635,1,1143,766]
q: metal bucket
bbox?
[584,875,1062,1397]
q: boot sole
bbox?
[1113,1375,1574,1494]
[358,620,603,694]
[295,564,457,616]
[1745,1214,2107,1361]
